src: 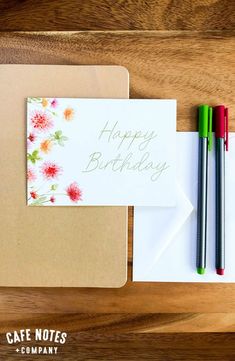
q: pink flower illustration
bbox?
[66,182,82,202]
[28,132,36,142]
[27,167,36,182]
[50,196,56,203]
[50,99,58,108]
[41,161,62,180]
[27,139,32,150]
[31,110,53,132]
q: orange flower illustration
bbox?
[42,98,49,107]
[40,139,52,154]
[63,107,74,121]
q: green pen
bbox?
[196,105,212,275]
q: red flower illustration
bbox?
[31,110,53,132]
[50,99,58,108]
[41,162,62,179]
[28,132,36,142]
[50,196,56,203]
[66,182,82,202]
[27,167,36,182]
[30,191,38,199]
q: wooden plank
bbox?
[0,0,234,31]
[0,332,235,360]
[0,31,234,132]
[0,313,235,333]
[1,282,235,313]
[0,31,235,313]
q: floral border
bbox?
[27,97,82,206]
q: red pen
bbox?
[214,105,228,275]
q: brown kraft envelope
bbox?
[0,65,128,287]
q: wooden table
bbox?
[0,1,235,359]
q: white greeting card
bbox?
[27,98,176,206]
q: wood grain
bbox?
[0,0,234,31]
[0,31,235,314]
[1,332,235,360]
[1,31,234,132]
[1,282,235,313]
[1,313,235,333]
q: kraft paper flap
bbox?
[0,65,128,287]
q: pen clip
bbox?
[208,106,213,151]
[225,107,229,151]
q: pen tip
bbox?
[216,268,225,276]
[197,267,205,275]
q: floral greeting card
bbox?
[27,98,176,206]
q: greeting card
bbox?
[27,98,176,206]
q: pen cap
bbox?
[214,105,229,150]
[214,105,226,138]
[198,105,213,150]
[198,105,209,138]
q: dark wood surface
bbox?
[0,0,234,31]
[0,1,235,359]
[1,332,235,361]
[1,313,235,333]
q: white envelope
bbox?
[133,132,235,282]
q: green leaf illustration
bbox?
[27,97,42,103]
[50,130,68,146]
[51,184,58,191]
[27,149,41,164]
[54,130,62,139]
[57,139,64,146]
[30,196,47,206]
